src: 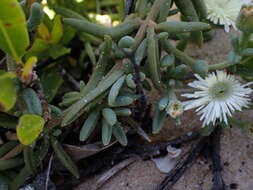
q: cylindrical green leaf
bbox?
[0,141,18,158]
[23,146,37,174]
[79,109,100,141]
[108,75,126,106]
[174,0,204,46]
[85,42,96,65]
[112,123,127,146]
[102,108,117,126]
[191,0,207,20]
[157,0,171,23]
[49,104,63,117]
[51,137,79,178]
[0,158,24,171]
[110,96,134,107]
[147,26,162,90]
[113,108,132,116]
[81,35,112,96]
[156,21,210,33]
[63,18,141,39]
[158,96,170,111]
[10,167,32,190]
[62,62,129,126]
[152,105,167,134]
[102,119,113,146]
[135,38,147,65]
[160,54,175,68]
[27,2,44,31]
[126,74,136,89]
[0,112,18,129]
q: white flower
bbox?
[182,71,252,126]
[204,0,251,32]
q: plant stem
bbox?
[209,56,253,71]
[53,6,87,20]
[162,39,195,67]
[208,61,236,71]
[63,18,141,40]
[209,127,226,190]
[132,0,167,50]
[240,32,251,50]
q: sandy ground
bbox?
[75,29,253,190]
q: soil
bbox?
[75,29,253,190]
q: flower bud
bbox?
[166,100,183,118]
[236,4,253,33]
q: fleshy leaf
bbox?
[41,68,63,102]
[37,23,51,41]
[112,123,127,146]
[48,44,70,59]
[51,15,63,44]
[17,114,45,145]
[0,0,29,62]
[26,38,49,59]
[0,70,17,111]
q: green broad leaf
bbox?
[61,25,76,45]
[51,15,63,44]
[0,0,29,62]
[17,114,45,145]
[26,38,49,59]
[37,23,51,41]
[41,68,63,102]
[112,123,127,146]
[48,44,70,59]
[0,71,17,111]
[22,88,42,116]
